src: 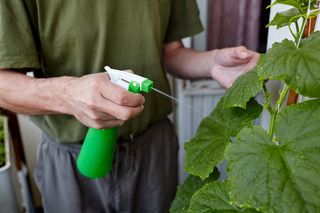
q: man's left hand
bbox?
[210,46,259,88]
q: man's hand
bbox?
[210,46,259,88]
[0,69,144,129]
[62,72,145,129]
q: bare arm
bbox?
[163,41,259,88]
[0,69,145,129]
[0,70,69,114]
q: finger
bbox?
[235,46,250,59]
[101,80,145,107]
[86,110,117,121]
[99,113,118,121]
[216,47,248,67]
[90,95,144,121]
[100,120,125,129]
[238,49,250,60]
[231,46,252,61]
[108,102,144,121]
[89,119,125,129]
[241,50,260,71]
[222,47,257,67]
[80,110,124,129]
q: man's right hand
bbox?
[62,72,145,129]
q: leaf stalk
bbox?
[263,83,273,114]
[268,84,290,140]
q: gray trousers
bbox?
[34,118,179,213]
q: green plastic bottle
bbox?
[77,77,153,178]
[77,128,117,178]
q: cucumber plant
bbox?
[171,1,320,212]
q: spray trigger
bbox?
[104,66,153,93]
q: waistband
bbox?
[41,117,173,153]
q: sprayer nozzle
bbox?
[141,79,153,93]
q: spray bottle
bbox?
[77,66,154,178]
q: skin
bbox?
[0,40,259,129]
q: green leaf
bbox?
[224,69,263,109]
[275,99,320,144]
[184,98,263,180]
[269,0,317,10]
[188,181,238,212]
[268,0,302,9]
[267,8,301,29]
[258,32,320,98]
[188,181,259,213]
[170,169,220,213]
[226,100,320,212]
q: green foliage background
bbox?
[171,1,320,212]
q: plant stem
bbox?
[267,5,314,140]
[263,83,273,114]
[289,24,298,40]
[296,17,307,46]
[294,21,300,35]
[268,84,290,140]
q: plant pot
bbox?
[0,116,22,213]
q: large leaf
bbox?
[188,181,259,213]
[226,100,320,212]
[188,181,238,212]
[267,8,301,29]
[184,98,263,179]
[170,169,220,213]
[224,69,263,109]
[258,32,320,98]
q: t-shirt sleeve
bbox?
[165,0,204,43]
[0,0,40,69]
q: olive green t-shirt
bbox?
[0,0,203,143]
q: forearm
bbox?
[164,46,217,79]
[0,69,72,115]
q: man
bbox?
[0,0,259,212]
